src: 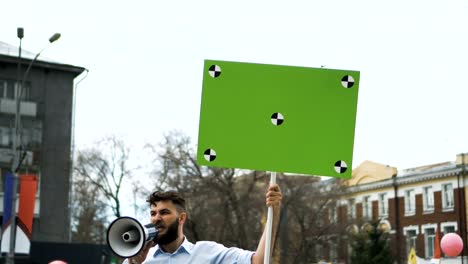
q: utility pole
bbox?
[6,27,25,264]
[6,29,61,264]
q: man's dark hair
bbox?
[147,191,186,213]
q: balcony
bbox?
[0,147,34,165]
[0,98,37,117]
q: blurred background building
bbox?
[0,40,84,242]
[324,153,468,263]
[0,41,110,263]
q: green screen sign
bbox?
[197,60,360,178]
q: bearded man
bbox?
[124,184,282,264]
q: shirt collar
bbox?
[153,237,194,257]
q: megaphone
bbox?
[106,216,159,258]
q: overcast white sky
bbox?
[2,0,468,173]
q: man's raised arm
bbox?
[251,184,282,264]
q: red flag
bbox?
[434,228,441,258]
[15,174,38,254]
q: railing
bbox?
[0,98,37,116]
[0,147,34,165]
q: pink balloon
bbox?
[49,261,67,264]
[441,233,464,257]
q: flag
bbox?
[408,246,417,264]
[1,172,15,253]
[434,229,441,258]
[14,174,38,254]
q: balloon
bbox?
[49,261,67,264]
[441,233,463,257]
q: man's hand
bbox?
[128,241,155,264]
[266,184,282,212]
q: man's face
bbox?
[150,201,183,245]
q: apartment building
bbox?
[0,41,85,245]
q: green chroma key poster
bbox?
[197,60,360,179]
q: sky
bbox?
[2,0,468,173]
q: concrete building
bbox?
[0,41,85,244]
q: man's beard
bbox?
[157,218,179,245]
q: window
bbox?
[0,80,6,97]
[406,229,418,256]
[0,79,31,100]
[424,228,435,258]
[423,186,434,212]
[328,205,337,223]
[0,80,14,99]
[0,127,11,146]
[405,189,416,215]
[14,82,31,100]
[363,196,372,219]
[442,184,454,209]
[348,198,356,219]
[379,193,388,216]
[316,210,324,226]
[443,225,456,235]
[0,122,42,149]
[329,239,337,262]
[315,243,323,261]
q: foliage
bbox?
[349,220,394,264]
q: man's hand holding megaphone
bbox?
[128,241,155,264]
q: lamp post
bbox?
[6,29,61,264]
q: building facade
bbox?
[0,41,85,243]
[334,153,468,263]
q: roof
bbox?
[347,160,397,186]
[397,161,455,177]
[0,41,85,75]
[345,160,464,194]
[0,41,57,63]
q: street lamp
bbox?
[20,32,61,101]
[12,31,61,172]
[6,29,61,264]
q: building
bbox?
[335,153,468,263]
[0,41,85,245]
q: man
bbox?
[124,184,282,264]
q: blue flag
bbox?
[1,172,14,252]
[2,172,14,230]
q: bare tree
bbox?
[144,131,264,249]
[278,176,347,263]
[74,135,134,218]
[71,171,108,243]
[144,131,347,263]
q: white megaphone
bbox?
[107,216,159,258]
